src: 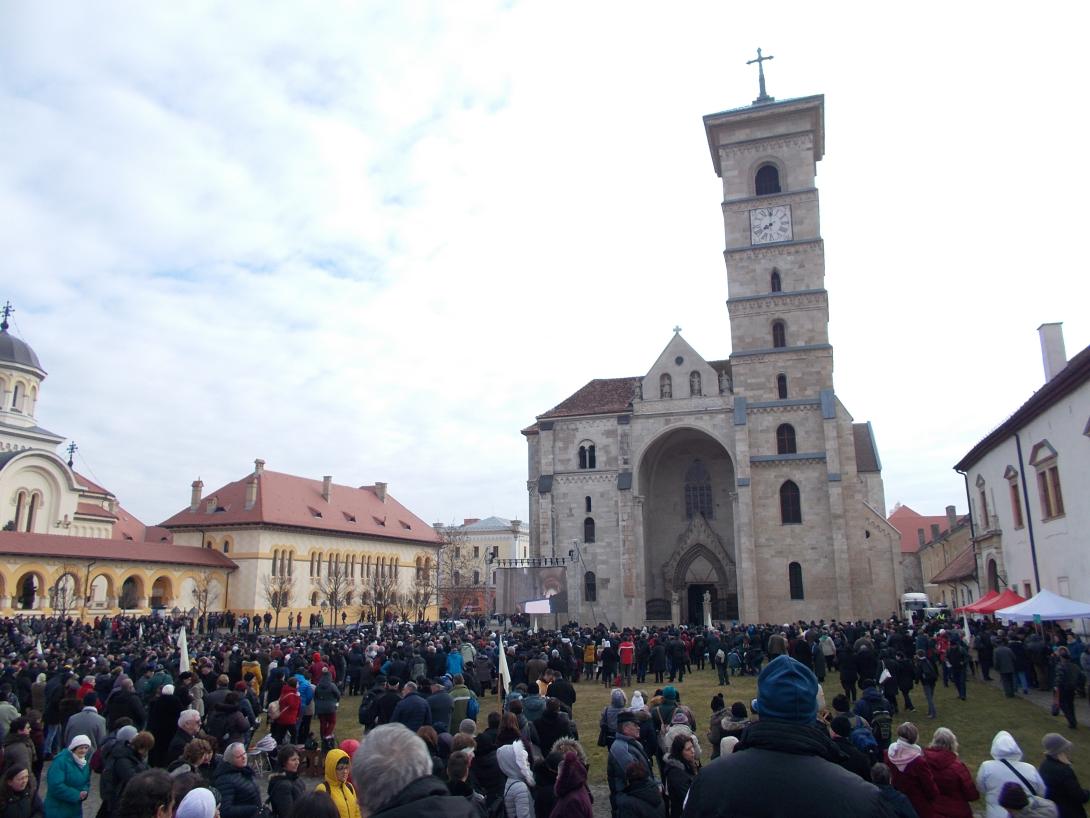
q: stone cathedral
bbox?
[523,89,902,627]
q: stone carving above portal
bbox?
[661,514,735,593]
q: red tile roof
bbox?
[887,505,953,554]
[929,544,977,584]
[109,504,173,543]
[75,502,116,520]
[0,532,235,568]
[538,377,640,420]
[159,470,441,546]
[72,471,113,497]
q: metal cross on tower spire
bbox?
[0,301,12,332]
[747,48,775,105]
[66,441,78,468]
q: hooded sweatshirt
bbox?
[317,749,361,818]
[976,731,1047,818]
[886,738,938,818]
[550,751,592,818]
[498,741,535,818]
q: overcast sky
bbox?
[3,2,1088,529]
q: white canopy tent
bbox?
[994,589,1090,622]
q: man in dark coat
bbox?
[213,742,263,818]
[146,685,186,768]
[391,682,432,734]
[681,656,892,818]
[608,711,652,817]
[829,716,872,781]
[164,709,202,768]
[104,678,146,730]
[426,680,455,735]
[993,639,1018,698]
[352,723,479,818]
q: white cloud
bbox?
[2,1,1088,527]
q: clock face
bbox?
[750,205,792,245]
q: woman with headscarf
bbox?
[315,749,359,818]
[44,735,92,818]
[174,787,216,818]
[146,685,185,769]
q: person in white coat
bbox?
[977,730,1048,818]
[497,741,534,818]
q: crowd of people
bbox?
[0,610,1084,817]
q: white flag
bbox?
[138,624,143,641]
[498,636,512,698]
[35,640,42,656]
[178,627,190,674]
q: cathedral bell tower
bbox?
[703,94,830,401]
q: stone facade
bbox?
[524,94,902,627]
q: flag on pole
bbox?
[376,620,382,640]
[138,624,143,641]
[35,640,42,656]
[178,626,190,674]
[498,636,512,698]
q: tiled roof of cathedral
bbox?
[0,531,235,567]
[852,423,881,473]
[929,543,977,584]
[536,377,640,422]
[73,471,113,497]
[159,469,441,546]
[955,342,1090,471]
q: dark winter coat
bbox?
[368,775,480,818]
[428,690,455,734]
[147,694,185,768]
[615,778,664,818]
[680,720,891,818]
[832,735,872,781]
[164,727,195,768]
[664,756,697,818]
[105,690,147,730]
[313,677,341,716]
[549,754,592,818]
[650,644,667,673]
[100,741,148,815]
[0,788,43,818]
[1040,755,1090,818]
[267,771,307,818]
[924,747,978,818]
[470,736,506,802]
[213,759,263,818]
[391,692,432,734]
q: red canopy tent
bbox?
[956,590,999,614]
[974,588,1027,615]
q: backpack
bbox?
[466,695,480,721]
[871,709,893,747]
[90,735,116,775]
[267,699,281,721]
[849,723,879,761]
[358,688,381,727]
[715,649,726,665]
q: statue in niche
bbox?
[719,370,732,394]
[702,589,711,607]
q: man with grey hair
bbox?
[165,709,202,768]
[352,723,477,817]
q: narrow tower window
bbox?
[770,270,782,292]
[780,480,802,524]
[772,321,787,349]
[583,517,595,543]
[776,373,788,399]
[789,562,804,599]
[776,424,797,455]
[755,164,781,195]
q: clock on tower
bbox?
[749,205,792,245]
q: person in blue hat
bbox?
[681,655,892,818]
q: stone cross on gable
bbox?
[673,325,682,334]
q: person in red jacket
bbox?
[886,721,938,818]
[924,727,979,818]
[273,677,301,744]
[619,638,636,687]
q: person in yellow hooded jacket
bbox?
[316,748,361,818]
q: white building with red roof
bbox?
[160,462,442,623]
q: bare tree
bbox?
[315,561,355,627]
[360,569,399,623]
[435,525,481,618]
[49,565,84,620]
[409,576,433,622]
[261,573,295,630]
[191,570,221,625]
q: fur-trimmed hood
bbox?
[554,751,587,797]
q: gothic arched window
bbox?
[583,517,595,544]
[789,562,804,599]
[685,459,714,520]
[584,571,597,603]
[772,321,787,349]
[780,480,802,524]
[689,371,702,397]
[660,373,672,399]
[755,164,781,195]
[777,373,788,399]
[578,444,597,470]
[776,424,797,455]
[585,496,592,513]
[771,269,782,292]
[271,550,278,577]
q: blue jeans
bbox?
[717,663,729,685]
[922,683,936,717]
[1017,671,1030,692]
[952,667,967,699]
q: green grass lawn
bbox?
[322,670,1090,789]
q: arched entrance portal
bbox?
[16,573,41,610]
[637,427,738,622]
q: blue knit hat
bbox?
[756,655,818,723]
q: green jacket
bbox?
[44,748,91,818]
[449,684,478,726]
